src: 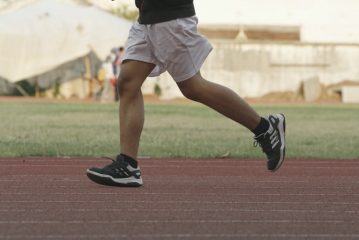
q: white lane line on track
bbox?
[0,178,318,183]
[0,208,357,214]
[0,220,355,224]
[2,164,359,169]
[1,200,359,205]
[2,192,359,196]
[1,234,359,239]
[2,159,357,165]
[2,186,357,190]
[0,158,356,162]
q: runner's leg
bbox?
[118,60,155,159]
[177,72,261,131]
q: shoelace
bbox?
[102,156,135,178]
[253,133,273,153]
[102,156,127,171]
[253,141,260,148]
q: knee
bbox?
[117,74,128,96]
[178,77,206,102]
[117,73,140,98]
[179,86,200,102]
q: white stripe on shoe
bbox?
[272,113,286,171]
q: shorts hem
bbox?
[122,56,156,66]
[171,46,213,82]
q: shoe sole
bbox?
[86,169,143,187]
[271,113,286,172]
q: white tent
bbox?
[0,0,133,83]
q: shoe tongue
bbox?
[254,124,274,140]
[116,154,125,162]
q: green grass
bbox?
[0,100,358,159]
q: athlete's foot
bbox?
[86,155,143,187]
[254,113,286,171]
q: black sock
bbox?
[120,153,138,168]
[252,117,270,136]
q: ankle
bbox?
[119,153,138,168]
[252,117,270,136]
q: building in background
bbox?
[0,0,132,98]
[141,0,359,102]
[1,0,359,102]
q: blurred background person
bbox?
[100,55,116,103]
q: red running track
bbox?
[0,157,358,240]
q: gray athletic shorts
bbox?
[122,16,213,82]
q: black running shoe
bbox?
[254,113,286,171]
[86,155,143,187]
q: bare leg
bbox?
[117,60,155,160]
[177,72,260,130]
